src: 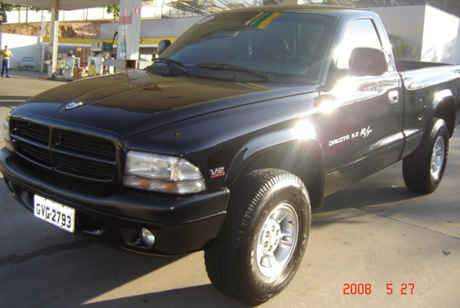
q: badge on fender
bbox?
[209,167,225,178]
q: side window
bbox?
[336,19,383,69]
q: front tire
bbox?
[403,118,449,194]
[205,169,311,305]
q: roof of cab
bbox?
[218,4,367,18]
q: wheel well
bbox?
[233,141,325,209]
[434,97,456,137]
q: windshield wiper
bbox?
[153,58,189,76]
[195,63,271,82]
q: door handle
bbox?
[388,90,399,104]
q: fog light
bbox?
[140,228,155,247]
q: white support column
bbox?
[40,11,46,72]
[47,0,59,77]
[117,0,142,62]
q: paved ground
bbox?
[0,70,459,308]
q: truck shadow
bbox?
[310,160,424,229]
[0,95,30,107]
[318,185,419,213]
[79,284,248,308]
[0,232,247,307]
[314,159,417,214]
[0,96,30,101]
[0,186,246,308]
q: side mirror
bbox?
[349,47,387,76]
[157,40,171,56]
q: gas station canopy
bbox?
[0,0,118,10]
[1,0,143,77]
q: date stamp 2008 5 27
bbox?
[343,283,415,295]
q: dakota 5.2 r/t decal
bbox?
[329,126,373,147]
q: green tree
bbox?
[1,2,47,12]
[389,34,414,59]
[1,2,49,24]
[0,4,6,24]
[106,5,120,18]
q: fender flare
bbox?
[431,89,457,137]
[225,126,325,208]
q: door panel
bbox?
[320,72,403,195]
[318,18,404,195]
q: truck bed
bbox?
[395,59,453,72]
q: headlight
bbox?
[3,112,13,151]
[123,151,206,194]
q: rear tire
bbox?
[403,118,449,194]
[205,169,311,305]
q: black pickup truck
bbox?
[2,5,460,305]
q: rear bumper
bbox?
[0,148,229,255]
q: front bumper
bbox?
[0,148,229,255]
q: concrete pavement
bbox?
[0,70,459,308]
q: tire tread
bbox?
[403,118,449,194]
[205,168,309,305]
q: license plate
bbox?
[34,195,75,233]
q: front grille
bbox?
[10,119,118,182]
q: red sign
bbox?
[119,16,132,25]
[134,7,141,15]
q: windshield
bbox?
[150,11,336,84]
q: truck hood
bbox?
[15,70,313,139]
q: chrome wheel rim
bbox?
[256,203,299,280]
[431,136,445,181]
